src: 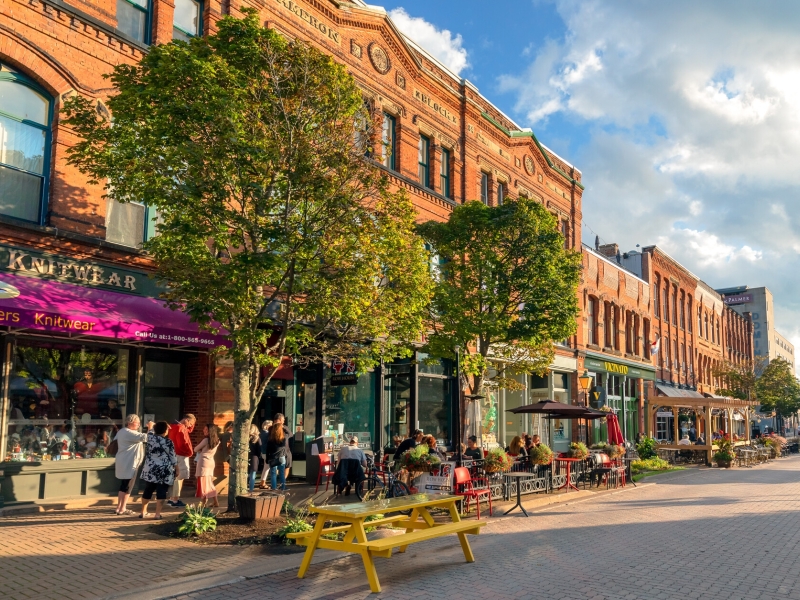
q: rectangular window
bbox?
[6,338,129,460]
[117,0,150,44]
[643,319,650,358]
[440,148,451,198]
[687,299,693,333]
[663,284,669,321]
[106,198,158,248]
[480,172,489,204]
[561,219,569,249]
[672,288,678,325]
[173,0,201,40]
[654,283,660,318]
[418,135,430,188]
[497,182,505,206]
[588,298,596,346]
[381,113,396,170]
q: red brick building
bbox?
[0,0,587,500]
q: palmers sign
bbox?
[0,245,161,297]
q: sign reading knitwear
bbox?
[0,244,160,297]
[271,0,341,44]
[0,271,228,348]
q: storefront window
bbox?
[295,368,317,442]
[384,362,411,448]
[142,359,182,423]
[322,368,376,449]
[5,339,128,462]
[504,373,526,447]
[418,375,451,445]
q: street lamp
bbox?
[578,370,593,406]
[578,370,593,444]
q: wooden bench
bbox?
[292,493,485,593]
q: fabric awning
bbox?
[0,271,228,349]
[655,384,704,398]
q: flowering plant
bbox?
[568,442,589,460]
[603,444,625,459]
[483,448,513,472]
[529,443,553,465]
[398,445,441,472]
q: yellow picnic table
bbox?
[288,493,485,593]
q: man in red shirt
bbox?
[167,413,196,507]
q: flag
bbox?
[650,335,661,357]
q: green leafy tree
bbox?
[418,198,581,397]
[754,358,800,419]
[713,356,766,400]
[63,12,432,508]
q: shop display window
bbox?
[5,339,128,462]
[418,375,452,445]
[322,368,376,449]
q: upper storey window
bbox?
[418,134,430,189]
[0,66,52,224]
[440,148,451,199]
[117,0,151,44]
[480,172,489,204]
[381,113,396,171]
[173,0,202,40]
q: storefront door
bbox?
[383,363,411,449]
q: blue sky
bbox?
[381,0,800,360]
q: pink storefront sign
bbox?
[0,271,229,348]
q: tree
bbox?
[63,12,432,508]
[418,198,581,398]
[754,358,800,419]
[713,356,767,400]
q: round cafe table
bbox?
[555,457,582,492]
[503,472,532,517]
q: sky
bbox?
[380,0,800,362]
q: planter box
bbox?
[236,492,285,521]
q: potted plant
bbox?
[529,443,554,465]
[603,444,625,460]
[483,448,513,473]
[398,445,441,473]
[714,437,735,468]
[568,442,589,460]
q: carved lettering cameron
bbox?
[272,0,341,44]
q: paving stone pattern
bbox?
[173,459,800,600]
[0,507,258,600]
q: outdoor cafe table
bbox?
[289,493,485,593]
[503,472,533,517]
[738,448,757,467]
[555,457,582,492]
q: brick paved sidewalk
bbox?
[167,457,800,600]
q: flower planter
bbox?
[236,492,285,521]
[716,460,732,469]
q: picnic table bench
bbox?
[287,493,485,593]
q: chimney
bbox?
[595,235,599,251]
[597,243,619,259]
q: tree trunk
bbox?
[228,358,257,511]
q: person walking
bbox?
[167,413,196,507]
[265,420,290,491]
[113,414,154,515]
[140,421,178,519]
[194,424,221,507]
[258,419,273,489]
[248,424,261,493]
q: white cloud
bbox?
[499,0,800,339]
[388,8,469,76]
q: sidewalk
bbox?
[1,475,667,600]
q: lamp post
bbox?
[578,370,593,443]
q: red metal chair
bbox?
[454,466,492,519]
[315,453,335,493]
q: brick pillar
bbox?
[151,0,175,45]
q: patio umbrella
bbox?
[507,400,593,417]
[607,413,624,445]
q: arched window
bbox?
[653,275,660,318]
[0,64,52,223]
[687,295,693,334]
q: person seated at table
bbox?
[393,429,423,461]
[506,435,527,457]
[677,435,691,446]
[334,437,366,496]
[464,435,482,460]
[688,425,697,442]
[695,434,706,445]
[531,435,542,447]
[451,443,469,462]
[424,435,447,461]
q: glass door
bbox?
[383,363,411,450]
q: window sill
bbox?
[372,161,457,207]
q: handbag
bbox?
[106,439,119,456]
